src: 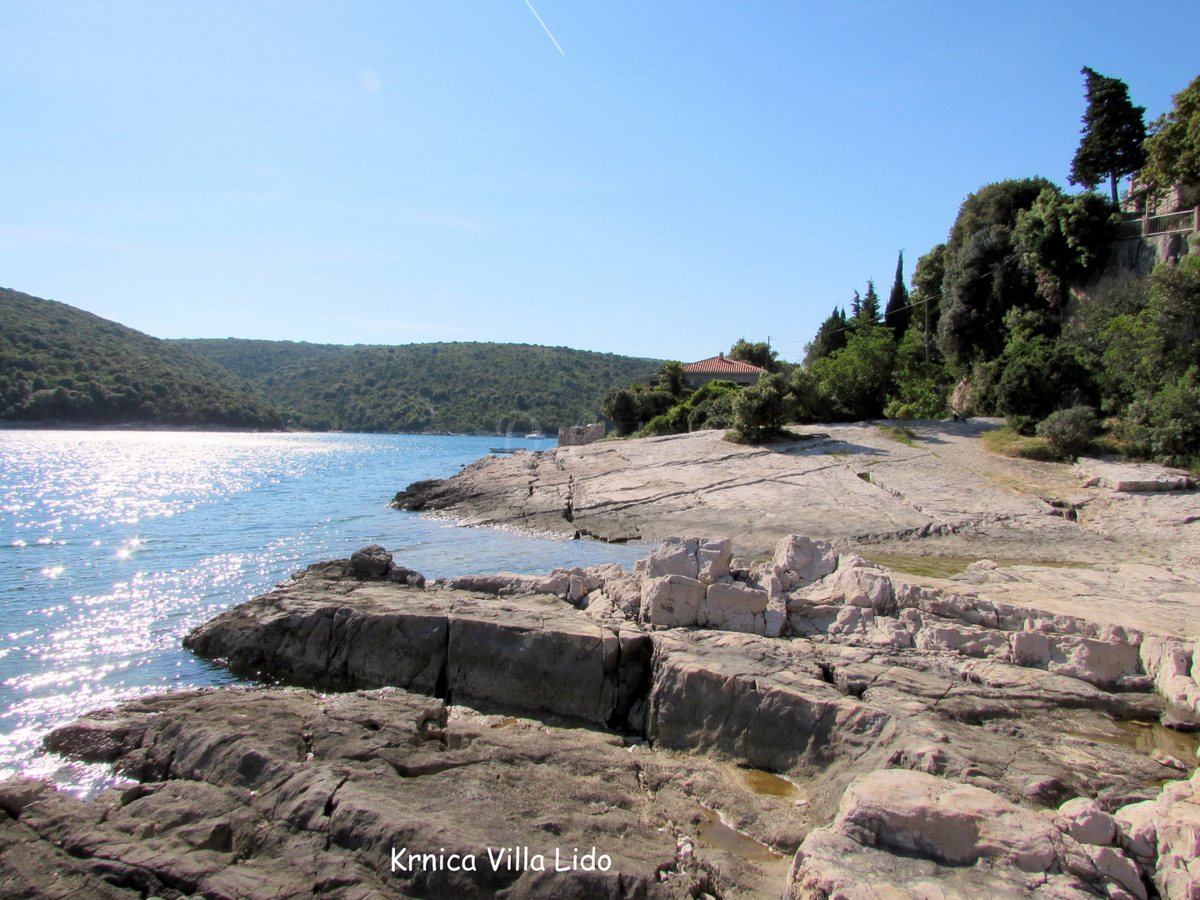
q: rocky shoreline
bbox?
[389,421,1200,569]
[5,531,1200,899]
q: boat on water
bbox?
[488,447,520,454]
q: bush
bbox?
[787,367,827,423]
[1035,406,1099,459]
[808,325,897,420]
[994,314,1093,426]
[1121,368,1200,465]
[731,373,789,443]
[688,391,737,431]
[641,404,690,437]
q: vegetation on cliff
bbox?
[784,68,1200,464]
[601,70,1200,461]
[0,288,282,428]
[177,338,660,433]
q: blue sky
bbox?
[1,2,1197,363]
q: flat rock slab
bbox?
[184,580,651,728]
[1075,457,1193,492]
[939,561,1200,641]
[12,686,801,900]
[394,420,1200,565]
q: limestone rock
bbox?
[787,770,1122,900]
[1075,458,1192,492]
[1113,769,1200,900]
[641,574,706,628]
[772,535,837,589]
[1057,797,1117,846]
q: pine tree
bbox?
[884,251,910,336]
[859,280,881,325]
[1069,66,1147,205]
[849,291,863,321]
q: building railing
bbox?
[1118,207,1198,239]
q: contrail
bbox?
[524,0,565,56]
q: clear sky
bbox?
[1,2,1197,363]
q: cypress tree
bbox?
[1069,66,1147,205]
[884,251,910,336]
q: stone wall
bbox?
[558,422,605,446]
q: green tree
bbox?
[884,252,910,336]
[656,361,687,399]
[908,244,946,364]
[787,367,825,423]
[1140,74,1200,198]
[1013,187,1119,307]
[937,178,1054,365]
[884,326,953,419]
[601,387,640,436]
[1069,66,1147,205]
[1099,258,1200,406]
[858,280,881,326]
[810,324,897,420]
[994,311,1093,431]
[803,306,850,365]
[729,338,779,372]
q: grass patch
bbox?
[981,426,1060,462]
[878,425,918,447]
[826,448,849,459]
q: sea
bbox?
[0,430,651,794]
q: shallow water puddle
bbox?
[1115,721,1199,768]
[734,767,805,803]
[695,805,782,862]
[1066,720,1199,769]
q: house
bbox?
[682,353,765,388]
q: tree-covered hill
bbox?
[171,337,353,381]
[173,338,662,433]
[0,288,282,428]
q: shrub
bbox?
[1121,368,1200,465]
[994,314,1093,426]
[688,391,737,431]
[1035,406,1099,459]
[809,325,897,420]
[731,373,789,443]
[641,404,690,437]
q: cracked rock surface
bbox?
[391,420,1200,569]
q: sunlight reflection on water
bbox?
[0,431,648,795]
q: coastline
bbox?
[6,425,1200,898]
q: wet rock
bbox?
[389,477,451,511]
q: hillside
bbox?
[0,288,282,428]
[174,338,661,433]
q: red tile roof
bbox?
[683,355,765,374]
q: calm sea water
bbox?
[0,431,650,793]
